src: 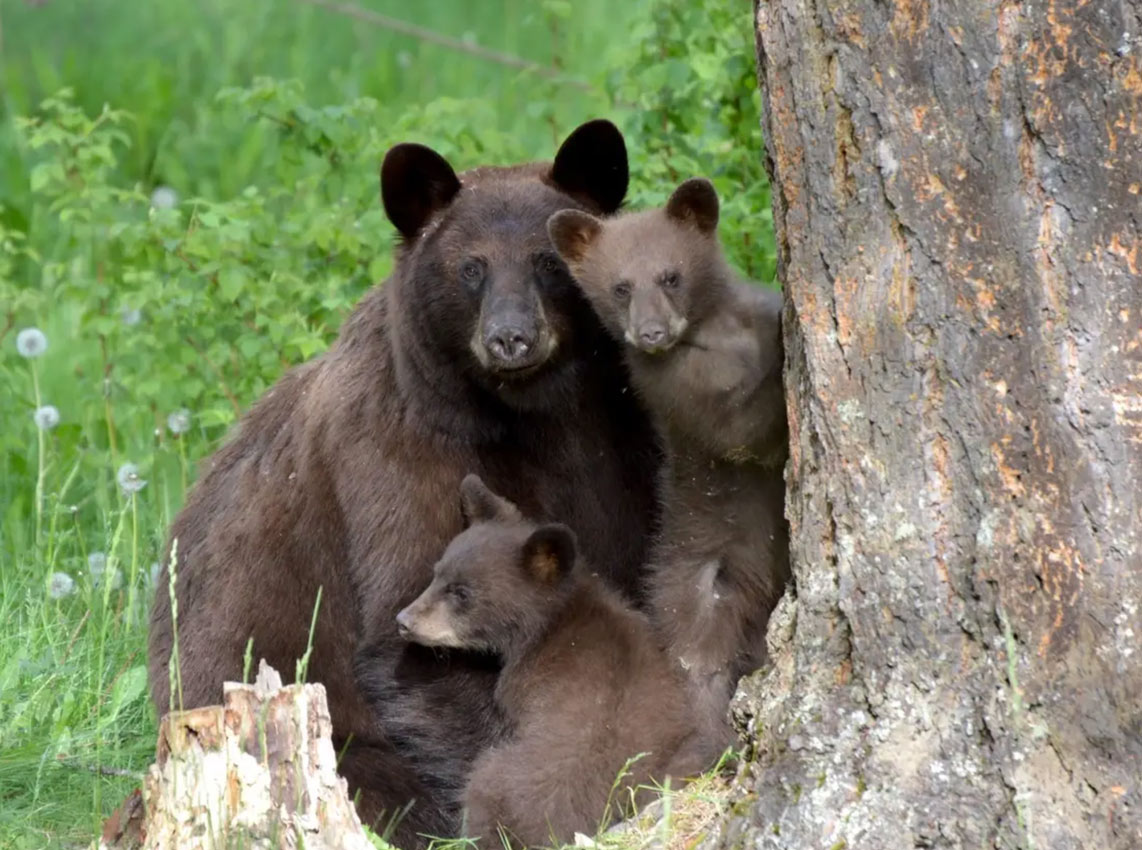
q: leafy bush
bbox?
[0,0,773,845]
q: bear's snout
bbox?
[474,294,556,376]
[395,606,414,638]
[484,317,537,367]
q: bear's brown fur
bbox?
[397,475,710,849]
[147,121,660,846]
[549,178,790,752]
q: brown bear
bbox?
[548,178,790,753]
[147,121,661,847]
[396,475,711,849]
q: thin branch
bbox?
[294,0,594,92]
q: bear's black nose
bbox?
[485,325,535,366]
[395,608,412,638]
[638,325,668,348]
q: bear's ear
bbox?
[550,119,628,214]
[460,474,522,526]
[521,523,577,585]
[665,177,719,235]
[547,210,603,267]
[381,143,462,241]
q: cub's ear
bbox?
[547,210,603,266]
[550,119,628,214]
[521,523,577,585]
[665,177,719,234]
[460,474,522,526]
[381,143,462,241]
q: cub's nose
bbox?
[485,324,536,366]
[395,608,413,638]
[638,325,668,349]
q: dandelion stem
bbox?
[32,363,45,550]
[127,492,139,628]
[46,454,82,569]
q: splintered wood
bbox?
[107,661,373,850]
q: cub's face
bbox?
[395,475,577,656]
[380,121,629,409]
[548,178,722,355]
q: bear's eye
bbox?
[661,270,681,290]
[613,281,632,300]
[538,255,561,275]
[460,260,484,288]
[446,583,471,604]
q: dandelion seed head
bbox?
[117,462,147,494]
[33,405,60,430]
[397,51,413,69]
[167,408,192,435]
[151,185,179,210]
[16,327,48,359]
[49,572,76,599]
[122,307,142,327]
[88,551,107,577]
[103,568,123,591]
[149,562,162,586]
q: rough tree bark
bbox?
[712,2,1142,848]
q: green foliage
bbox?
[613,0,776,282]
[0,0,774,846]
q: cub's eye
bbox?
[447,583,470,604]
[539,255,561,275]
[460,260,484,287]
[661,271,681,290]
[613,281,632,300]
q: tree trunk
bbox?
[103,662,375,850]
[714,2,1142,848]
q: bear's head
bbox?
[547,177,726,355]
[395,474,577,657]
[381,120,629,413]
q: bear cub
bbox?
[548,178,791,751]
[396,475,710,849]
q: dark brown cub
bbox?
[398,475,710,849]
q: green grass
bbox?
[0,0,771,845]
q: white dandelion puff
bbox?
[49,572,76,599]
[103,568,123,591]
[88,551,107,579]
[33,405,60,430]
[122,307,142,327]
[16,327,48,359]
[117,462,147,494]
[397,51,413,68]
[149,562,162,586]
[167,408,192,435]
[150,185,179,210]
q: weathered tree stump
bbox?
[102,661,374,850]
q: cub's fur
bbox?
[549,179,790,751]
[397,475,709,849]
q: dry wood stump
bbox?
[101,660,374,850]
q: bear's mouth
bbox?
[488,357,547,379]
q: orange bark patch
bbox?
[891,0,930,43]
[1107,232,1141,275]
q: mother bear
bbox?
[147,120,660,845]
